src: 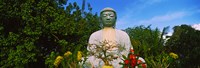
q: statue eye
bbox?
[103,14,107,17]
[109,13,115,17]
[110,14,114,17]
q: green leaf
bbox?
[122,55,127,60]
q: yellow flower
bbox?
[169,52,178,59]
[102,65,113,68]
[77,51,82,61]
[64,51,72,57]
[54,56,63,67]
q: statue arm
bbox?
[120,32,132,57]
[87,34,96,52]
[87,32,101,55]
[86,33,103,67]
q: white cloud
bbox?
[116,0,197,30]
[116,0,167,29]
[116,11,187,30]
[139,11,186,24]
[192,23,200,31]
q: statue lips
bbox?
[106,21,112,24]
[105,22,113,26]
[105,20,114,25]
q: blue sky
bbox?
[67,0,200,33]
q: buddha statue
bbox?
[85,7,132,68]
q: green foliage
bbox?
[125,25,172,68]
[4,0,199,68]
[166,24,200,68]
[45,51,59,68]
[125,25,166,57]
[0,0,100,67]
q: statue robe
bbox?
[86,29,132,68]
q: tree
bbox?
[166,24,200,68]
[125,25,168,57]
[125,25,171,67]
[0,0,100,67]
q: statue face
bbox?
[101,11,116,27]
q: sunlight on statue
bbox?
[84,7,133,68]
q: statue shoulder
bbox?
[116,29,129,37]
[88,30,102,43]
[89,30,102,38]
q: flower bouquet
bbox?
[120,49,147,68]
[87,40,123,68]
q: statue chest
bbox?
[102,29,116,42]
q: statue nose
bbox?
[106,18,111,20]
[106,16,111,20]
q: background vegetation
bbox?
[0,0,199,68]
[0,0,100,67]
[165,25,200,68]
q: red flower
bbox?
[121,48,147,68]
[129,54,136,60]
[131,59,137,67]
[137,60,142,64]
[142,63,147,68]
[130,49,134,53]
[124,65,128,68]
[124,59,129,64]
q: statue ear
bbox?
[99,17,104,28]
[114,12,117,20]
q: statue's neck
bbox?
[103,27,114,31]
[102,27,116,42]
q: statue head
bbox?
[100,7,117,28]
